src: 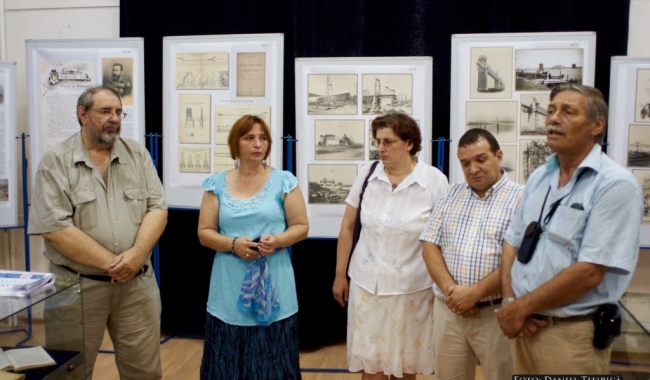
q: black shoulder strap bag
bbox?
[350,161,379,258]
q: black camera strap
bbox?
[540,169,587,225]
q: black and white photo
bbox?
[520,94,549,135]
[102,58,134,105]
[466,101,517,143]
[308,164,357,204]
[308,74,358,115]
[0,179,8,202]
[361,74,412,115]
[314,119,365,160]
[500,145,517,182]
[518,139,553,184]
[469,47,513,99]
[635,69,650,122]
[628,124,650,167]
[632,169,650,222]
[515,49,583,91]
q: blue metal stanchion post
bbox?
[433,137,451,172]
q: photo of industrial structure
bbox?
[465,101,517,143]
[500,145,517,182]
[515,49,583,91]
[308,164,357,204]
[469,47,512,99]
[632,169,650,222]
[520,94,549,135]
[635,69,650,122]
[314,119,365,160]
[361,74,412,114]
[628,124,650,167]
[518,139,553,184]
[308,74,357,115]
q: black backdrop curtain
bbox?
[120,0,630,349]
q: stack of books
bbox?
[0,270,55,297]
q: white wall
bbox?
[0,0,119,272]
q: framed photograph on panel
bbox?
[295,57,433,238]
[162,34,283,208]
[608,57,650,247]
[0,62,18,227]
[26,38,146,187]
[450,32,596,187]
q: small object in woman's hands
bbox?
[251,236,261,251]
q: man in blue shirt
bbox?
[496,84,643,374]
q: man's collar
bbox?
[72,132,128,166]
[545,143,602,173]
[464,169,509,197]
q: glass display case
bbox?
[611,293,650,378]
[0,278,84,379]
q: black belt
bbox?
[476,298,503,308]
[531,312,595,323]
[61,265,148,282]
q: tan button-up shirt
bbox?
[28,132,167,275]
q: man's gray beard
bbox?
[89,124,120,148]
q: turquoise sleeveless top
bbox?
[200,169,299,326]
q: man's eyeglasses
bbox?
[90,108,127,119]
[375,138,401,147]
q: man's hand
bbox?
[495,302,531,339]
[460,305,481,319]
[517,316,548,338]
[108,248,147,283]
[446,284,480,315]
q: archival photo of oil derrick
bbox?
[178,93,211,144]
[175,52,229,90]
[632,169,650,222]
[314,119,365,160]
[518,139,553,184]
[500,145,517,182]
[465,101,517,143]
[178,146,211,173]
[361,74,412,115]
[628,124,650,167]
[308,74,357,115]
[515,49,583,91]
[308,164,357,204]
[469,47,512,99]
[520,94,549,136]
[635,69,650,122]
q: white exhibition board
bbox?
[0,62,18,227]
[26,38,146,187]
[608,57,650,248]
[295,57,433,238]
[450,32,596,185]
[162,34,284,208]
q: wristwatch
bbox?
[502,297,516,305]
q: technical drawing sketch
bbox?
[520,94,550,135]
[0,179,8,201]
[368,125,379,160]
[308,164,357,204]
[102,58,134,105]
[465,101,517,143]
[518,139,553,185]
[469,47,513,99]
[213,147,235,173]
[237,52,266,97]
[175,52,229,90]
[361,74,412,115]
[179,146,211,173]
[500,145,517,182]
[628,124,650,167]
[634,69,650,122]
[308,74,358,115]
[515,49,583,91]
[178,93,211,144]
[632,169,650,222]
[314,119,365,161]
[213,105,271,145]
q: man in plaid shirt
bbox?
[420,128,523,380]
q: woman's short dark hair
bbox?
[227,115,272,160]
[458,128,500,155]
[370,113,422,156]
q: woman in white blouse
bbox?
[332,113,448,380]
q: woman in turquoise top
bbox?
[197,115,309,380]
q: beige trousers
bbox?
[433,300,513,380]
[46,264,162,380]
[511,318,611,374]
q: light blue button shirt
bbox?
[504,144,643,317]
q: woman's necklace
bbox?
[387,162,415,190]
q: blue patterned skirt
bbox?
[200,312,301,380]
